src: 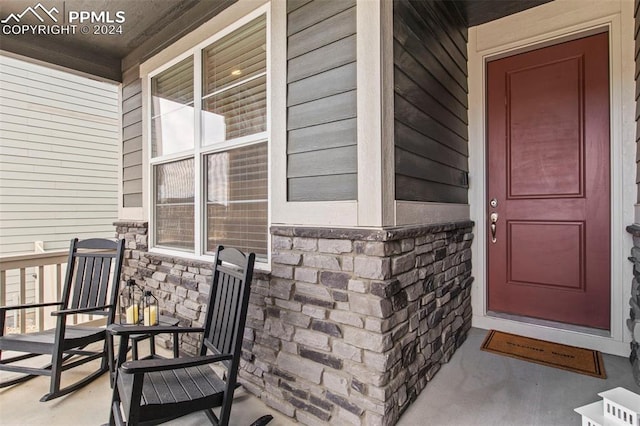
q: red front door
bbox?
[486,32,611,330]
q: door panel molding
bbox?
[506,56,586,199]
[507,220,585,291]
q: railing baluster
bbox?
[56,263,62,301]
[38,265,44,332]
[0,270,5,306]
[19,268,26,334]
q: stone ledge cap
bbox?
[114,220,149,227]
[271,220,474,242]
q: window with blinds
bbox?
[148,12,268,260]
[151,56,194,157]
[203,15,268,259]
[206,143,267,258]
[155,158,195,250]
[202,15,266,145]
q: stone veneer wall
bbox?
[114,220,474,425]
[114,221,270,353]
[627,225,640,386]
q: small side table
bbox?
[107,315,180,387]
[129,315,180,360]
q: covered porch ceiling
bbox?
[0,0,236,81]
[0,0,552,82]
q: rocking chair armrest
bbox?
[51,304,112,316]
[0,301,63,312]
[121,354,233,374]
[107,324,204,336]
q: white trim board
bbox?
[468,0,635,356]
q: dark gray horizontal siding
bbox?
[395,70,467,138]
[122,106,142,127]
[396,174,468,203]
[413,0,467,66]
[287,0,355,36]
[395,121,467,171]
[122,76,143,208]
[123,149,142,167]
[288,63,356,107]
[123,164,142,181]
[287,0,312,14]
[394,95,467,156]
[288,91,356,130]
[288,174,357,201]
[394,39,467,119]
[288,7,356,60]
[394,0,469,204]
[286,0,357,201]
[432,0,468,45]
[395,148,467,188]
[288,146,357,178]
[287,35,356,83]
[405,3,466,83]
[395,2,467,93]
[636,0,640,202]
[288,118,356,154]
[122,78,141,101]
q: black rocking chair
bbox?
[0,237,125,401]
[109,246,262,426]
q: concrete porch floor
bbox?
[0,327,638,425]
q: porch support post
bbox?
[356,0,395,227]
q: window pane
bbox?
[155,159,194,250]
[151,106,194,157]
[202,75,267,144]
[152,56,193,116]
[206,143,267,258]
[202,15,266,94]
[151,56,194,157]
[202,15,266,145]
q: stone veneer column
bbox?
[240,222,474,426]
[114,220,474,425]
[626,225,640,386]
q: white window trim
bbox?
[142,3,271,269]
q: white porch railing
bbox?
[0,250,69,333]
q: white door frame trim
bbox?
[468,0,635,356]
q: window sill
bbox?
[146,248,271,275]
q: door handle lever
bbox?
[490,212,498,243]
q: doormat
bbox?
[481,330,606,379]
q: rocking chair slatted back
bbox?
[64,239,121,319]
[202,248,254,365]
